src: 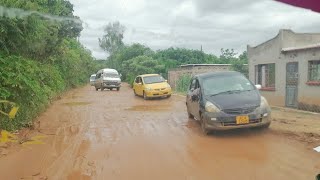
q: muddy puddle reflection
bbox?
[125,105,170,111]
[63,102,92,106]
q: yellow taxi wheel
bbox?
[167,95,171,98]
[143,91,148,100]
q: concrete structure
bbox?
[248,29,320,112]
[168,64,232,89]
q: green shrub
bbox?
[0,55,66,130]
[125,74,136,87]
[231,61,248,77]
[0,1,97,131]
[0,51,96,130]
[176,74,192,94]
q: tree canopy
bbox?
[99,21,125,54]
[97,22,248,85]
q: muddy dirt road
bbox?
[0,84,319,180]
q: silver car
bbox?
[90,74,96,86]
[94,68,122,91]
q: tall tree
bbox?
[220,48,237,63]
[238,51,248,63]
[231,51,248,77]
[99,21,125,54]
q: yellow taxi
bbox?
[133,74,172,99]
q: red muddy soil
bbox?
[0,84,319,180]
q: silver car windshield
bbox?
[103,73,119,78]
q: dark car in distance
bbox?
[186,71,271,135]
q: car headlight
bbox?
[166,84,171,88]
[260,96,270,110]
[205,101,220,113]
[145,87,152,91]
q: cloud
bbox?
[191,0,263,15]
[70,0,320,58]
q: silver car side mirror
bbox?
[255,84,262,90]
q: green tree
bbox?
[231,51,248,77]
[238,51,248,63]
[99,21,125,54]
[122,55,161,85]
[0,0,83,59]
[106,43,154,71]
[220,48,237,63]
[155,47,206,64]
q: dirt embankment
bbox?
[270,106,320,147]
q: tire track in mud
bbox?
[44,101,95,179]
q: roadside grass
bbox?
[271,106,319,115]
[173,91,187,96]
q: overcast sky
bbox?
[69,0,320,59]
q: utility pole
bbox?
[200,45,203,52]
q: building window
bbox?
[255,63,275,91]
[307,60,320,86]
[309,60,320,81]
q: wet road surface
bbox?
[0,84,318,180]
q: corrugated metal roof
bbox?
[282,43,320,52]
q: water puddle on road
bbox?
[63,102,91,106]
[125,105,170,112]
[70,95,83,99]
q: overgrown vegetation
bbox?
[176,74,192,94]
[0,1,97,130]
[98,22,249,86]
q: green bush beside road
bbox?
[175,74,192,94]
[0,1,98,130]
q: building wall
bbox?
[168,65,232,89]
[283,49,320,108]
[248,31,284,106]
[281,29,320,48]
[248,29,320,109]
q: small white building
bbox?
[248,29,320,112]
